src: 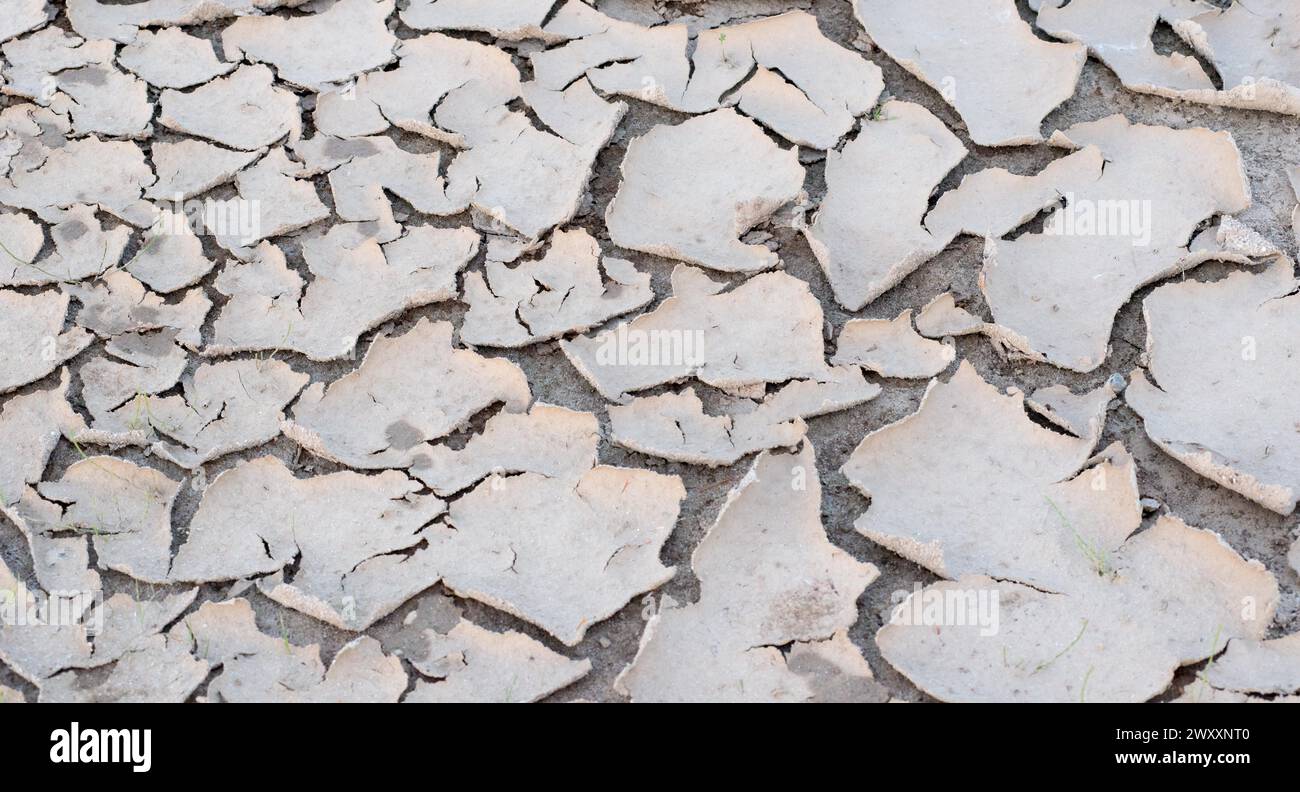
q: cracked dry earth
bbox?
[0,0,1298,705]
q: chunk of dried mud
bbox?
[0,289,93,394]
[78,330,190,441]
[843,361,1131,593]
[314,34,621,242]
[832,310,955,379]
[430,462,685,646]
[0,685,24,704]
[1200,633,1300,697]
[855,0,1085,146]
[533,6,882,149]
[66,269,210,350]
[1,205,128,287]
[404,619,591,703]
[66,0,313,43]
[615,444,884,702]
[117,27,235,89]
[100,358,309,469]
[411,403,599,496]
[284,317,530,469]
[207,223,478,361]
[49,63,154,139]
[877,516,1278,702]
[1038,0,1300,117]
[805,100,966,311]
[171,598,407,702]
[609,368,879,467]
[207,147,328,251]
[222,0,397,92]
[1126,257,1300,514]
[962,115,1251,372]
[172,458,445,630]
[126,213,216,293]
[0,0,49,44]
[292,135,464,223]
[913,292,987,339]
[606,109,803,273]
[0,371,93,594]
[403,0,562,42]
[158,64,301,151]
[461,228,654,347]
[562,265,831,401]
[145,140,260,202]
[1,27,114,105]
[0,556,194,683]
[39,633,207,703]
[38,456,180,583]
[679,11,885,149]
[0,134,155,226]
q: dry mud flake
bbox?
[0,557,182,686]
[292,135,463,222]
[205,148,328,251]
[117,28,234,89]
[833,310,955,379]
[843,362,1132,594]
[429,463,687,646]
[805,100,966,311]
[171,458,446,630]
[401,0,560,41]
[172,598,407,702]
[0,557,92,683]
[284,317,530,469]
[100,359,308,469]
[854,0,1085,146]
[0,0,49,44]
[49,64,155,139]
[562,265,831,401]
[877,516,1278,702]
[209,148,329,252]
[38,456,180,583]
[1192,633,1300,700]
[66,0,312,42]
[461,228,653,347]
[1,27,113,103]
[616,444,884,702]
[66,269,210,349]
[126,212,216,293]
[207,223,478,361]
[146,140,260,202]
[0,136,155,226]
[679,11,884,149]
[0,372,95,594]
[0,205,129,287]
[0,685,24,704]
[405,619,591,703]
[609,367,879,467]
[158,64,301,150]
[1037,0,1300,117]
[78,331,190,441]
[411,403,599,496]
[38,634,207,703]
[533,6,882,149]
[222,0,398,92]
[606,110,803,274]
[966,115,1251,372]
[0,290,92,394]
[313,34,620,243]
[1126,258,1300,515]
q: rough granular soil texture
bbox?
[0,0,1297,703]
